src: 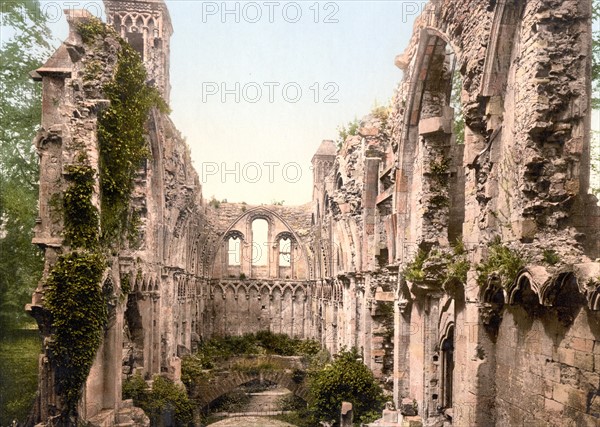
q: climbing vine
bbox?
[63,159,98,250]
[44,251,107,414]
[98,36,167,247]
[42,17,167,419]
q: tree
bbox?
[308,347,385,425]
[0,0,53,330]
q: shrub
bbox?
[124,375,193,427]
[308,348,384,424]
[181,354,207,388]
[122,372,148,402]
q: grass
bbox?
[0,328,41,425]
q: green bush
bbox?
[122,372,148,402]
[308,348,384,425]
[181,354,207,388]
[196,331,322,364]
[123,375,193,426]
[145,376,193,426]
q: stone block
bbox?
[360,126,379,137]
[567,337,594,353]
[512,218,537,241]
[400,398,417,416]
[542,379,554,398]
[418,116,452,135]
[573,351,594,372]
[544,398,564,414]
[556,347,576,366]
[401,416,423,427]
[553,383,587,411]
[375,291,395,302]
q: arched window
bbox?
[336,173,343,190]
[279,237,291,267]
[251,218,268,266]
[441,325,454,409]
[228,236,241,266]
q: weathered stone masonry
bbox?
[28,0,600,426]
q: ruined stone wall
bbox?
[27,1,600,426]
[308,0,600,425]
[27,10,219,425]
[201,202,314,338]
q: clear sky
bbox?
[34,0,600,202]
[43,0,420,205]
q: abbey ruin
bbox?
[26,0,600,426]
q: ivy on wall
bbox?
[98,38,167,246]
[42,17,166,420]
[44,251,106,411]
[62,159,99,250]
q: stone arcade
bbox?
[28,0,600,426]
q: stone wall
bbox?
[307,0,600,425]
[27,1,600,426]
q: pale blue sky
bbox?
[43,0,420,204]
[34,1,600,202]
[167,1,417,205]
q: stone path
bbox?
[206,416,296,426]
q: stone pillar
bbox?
[340,402,353,427]
[362,158,380,271]
[393,298,410,407]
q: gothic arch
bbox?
[210,206,310,279]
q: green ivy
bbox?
[44,251,107,415]
[43,17,167,419]
[63,161,99,250]
[444,240,470,286]
[77,18,107,44]
[542,249,560,266]
[98,39,167,247]
[402,249,427,283]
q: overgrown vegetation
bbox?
[39,17,167,420]
[402,249,427,283]
[444,240,470,286]
[336,118,360,150]
[93,24,167,246]
[307,347,385,426]
[208,196,221,209]
[45,252,107,413]
[123,374,193,426]
[371,101,391,128]
[476,237,526,288]
[184,331,321,372]
[542,249,560,266]
[62,161,99,250]
[402,240,470,287]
